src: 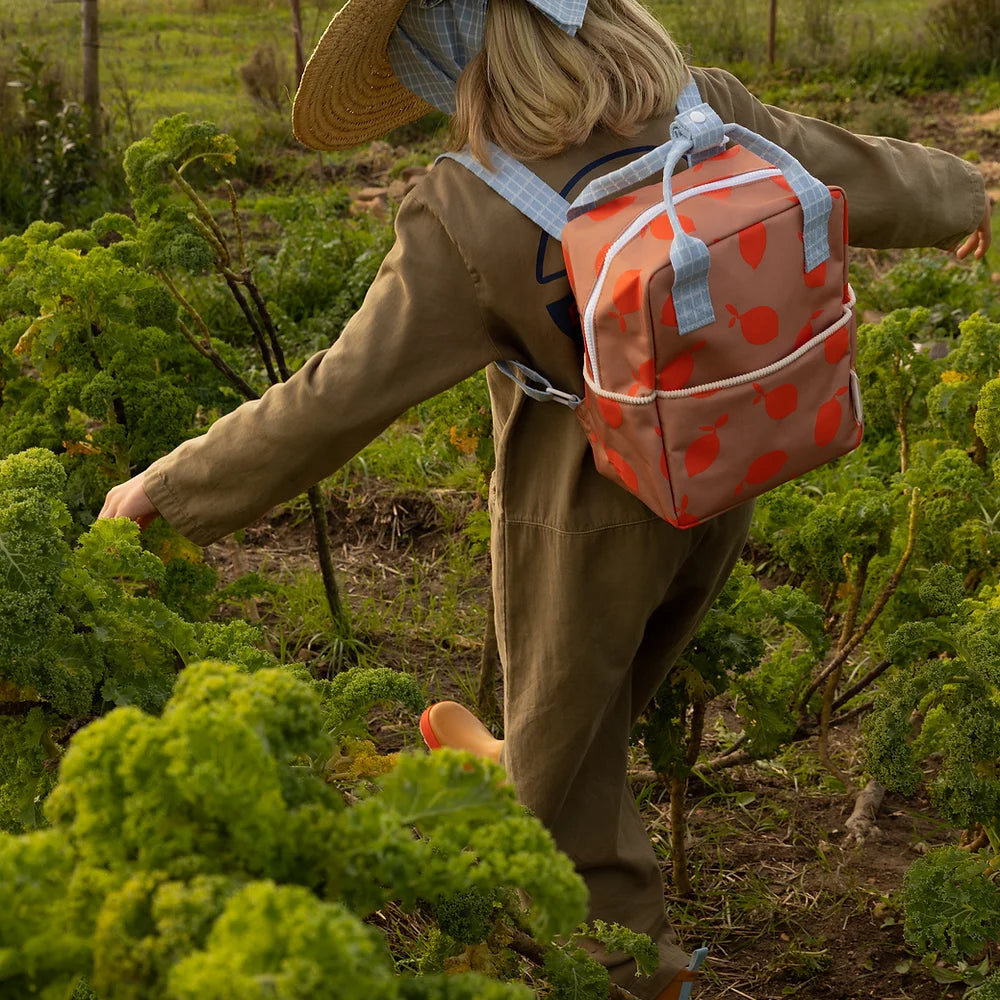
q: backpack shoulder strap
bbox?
[438,145,571,241]
[437,145,581,408]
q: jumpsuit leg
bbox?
[492,503,753,1000]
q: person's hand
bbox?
[99,472,160,530]
[954,193,993,261]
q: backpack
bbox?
[442,76,862,528]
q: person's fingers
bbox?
[955,196,993,260]
[954,231,980,260]
[98,475,160,528]
[98,483,122,520]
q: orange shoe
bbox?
[419,701,503,763]
[655,968,699,1000]
[656,948,708,1000]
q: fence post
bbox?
[768,0,778,65]
[81,0,101,148]
[289,0,305,87]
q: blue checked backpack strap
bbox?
[441,146,570,241]
[439,145,582,407]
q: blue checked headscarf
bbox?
[387,0,589,114]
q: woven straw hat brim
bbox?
[292,0,437,151]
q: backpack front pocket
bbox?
[655,301,861,526]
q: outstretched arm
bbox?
[693,67,988,253]
[98,194,500,545]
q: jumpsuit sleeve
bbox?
[692,66,986,252]
[143,193,502,546]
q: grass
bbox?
[0,0,318,146]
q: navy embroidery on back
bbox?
[539,145,654,341]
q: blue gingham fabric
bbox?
[387,0,589,114]
[568,85,727,216]
[444,145,571,239]
[657,138,715,334]
[567,88,728,334]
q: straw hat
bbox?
[292,0,437,151]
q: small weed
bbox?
[775,935,833,981]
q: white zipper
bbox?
[584,166,785,388]
[674,168,782,204]
[586,286,857,404]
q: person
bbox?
[100,0,992,995]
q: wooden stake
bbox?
[768,0,778,65]
[289,0,306,87]
[81,0,101,148]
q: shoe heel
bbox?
[419,705,442,750]
[678,947,708,1000]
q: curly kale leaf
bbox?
[123,115,238,220]
[431,887,500,946]
[916,693,1000,830]
[166,882,397,1000]
[862,664,934,798]
[945,313,1000,381]
[89,871,241,1000]
[976,377,1000,455]
[0,709,59,833]
[865,642,1000,831]
[0,828,115,996]
[901,847,1000,964]
[45,663,335,878]
[927,375,981,448]
[584,920,659,977]
[542,941,610,1000]
[0,449,92,715]
[969,978,1000,1000]
[734,644,814,756]
[884,620,953,669]
[322,666,425,738]
[958,585,1000,684]
[917,562,965,617]
[335,752,589,940]
[856,308,936,441]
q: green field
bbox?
[0,0,326,140]
[0,0,990,148]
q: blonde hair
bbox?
[450,0,687,164]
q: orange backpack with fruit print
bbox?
[444,76,862,528]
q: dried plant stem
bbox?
[220,269,278,384]
[817,555,872,790]
[242,271,290,379]
[669,700,706,896]
[799,489,919,718]
[165,172,347,632]
[693,702,871,779]
[163,277,261,400]
[832,659,890,713]
[306,485,346,629]
[171,165,229,260]
[226,181,248,270]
